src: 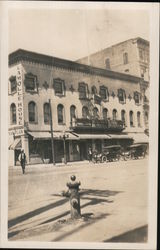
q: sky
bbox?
[9,7,149,61]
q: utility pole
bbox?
[49,99,55,165]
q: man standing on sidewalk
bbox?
[19,149,26,174]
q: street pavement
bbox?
[8,158,148,242]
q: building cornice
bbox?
[9,49,148,84]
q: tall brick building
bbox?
[77,37,150,131]
[8,49,148,166]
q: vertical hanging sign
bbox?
[16,65,24,126]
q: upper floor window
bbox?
[123,52,128,64]
[105,58,110,69]
[43,103,50,124]
[93,107,99,119]
[78,82,88,99]
[53,78,65,96]
[121,110,126,126]
[145,111,148,122]
[82,106,89,119]
[137,111,141,127]
[112,109,117,120]
[9,76,17,94]
[10,103,16,124]
[129,111,134,127]
[91,86,97,95]
[70,105,77,121]
[28,101,37,123]
[118,89,126,104]
[139,49,144,61]
[57,104,65,124]
[134,91,141,105]
[24,73,38,92]
[99,86,109,101]
[103,108,108,120]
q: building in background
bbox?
[77,37,150,132]
[8,49,148,166]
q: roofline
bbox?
[9,49,148,84]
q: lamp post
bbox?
[49,99,55,165]
[60,131,69,165]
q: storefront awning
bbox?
[107,134,133,140]
[27,131,79,140]
[9,138,21,150]
[128,133,149,144]
[74,134,111,139]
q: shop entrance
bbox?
[79,141,87,160]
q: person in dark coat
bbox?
[19,149,26,174]
[88,147,92,162]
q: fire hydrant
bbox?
[62,175,81,219]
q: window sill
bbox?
[9,91,17,95]
[29,121,38,124]
[58,123,66,125]
[55,93,65,97]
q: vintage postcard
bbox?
[0,1,159,249]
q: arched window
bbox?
[57,104,65,124]
[93,107,99,119]
[103,108,108,120]
[112,109,117,120]
[129,111,134,127]
[91,86,97,95]
[82,106,89,119]
[28,101,37,123]
[121,110,126,125]
[10,103,16,124]
[123,52,128,64]
[145,111,148,122]
[137,111,141,127]
[44,103,50,124]
[70,105,76,121]
[105,58,110,69]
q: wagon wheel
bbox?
[101,155,107,163]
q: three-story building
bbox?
[8,49,148,166]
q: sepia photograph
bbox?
[0,1,159,249]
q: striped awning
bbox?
[9,138,21,150]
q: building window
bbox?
[134,91,141,105]
[91,86,97,95]
[137,111,141,127]
[10,103,16,124]
[145,111,148,122]
[105,58,110,69]
[43,103,50,124]
[9,76,17,94]
[78,82,88,99]
[82,106,89,119]
[140,67,146,78]
[118,89,126,104]
[70,105,76,121]
[129,111,134,127]
[112,109,117,120]
[93,107,99,119]
[24,73,38,92]
[123,52,128,64]
[99,86,109,101]
[103,108,108,120]
[28,101,37,123]
[121,110,126,126]
[53,78,65,96]
[57,104,65,124]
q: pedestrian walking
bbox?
[19,149,26,174]
[88,147,92,162]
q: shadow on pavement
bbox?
[52,212,109,241]
[104,225,148,243]
[8,188,121,239]
[8,197,68,229]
